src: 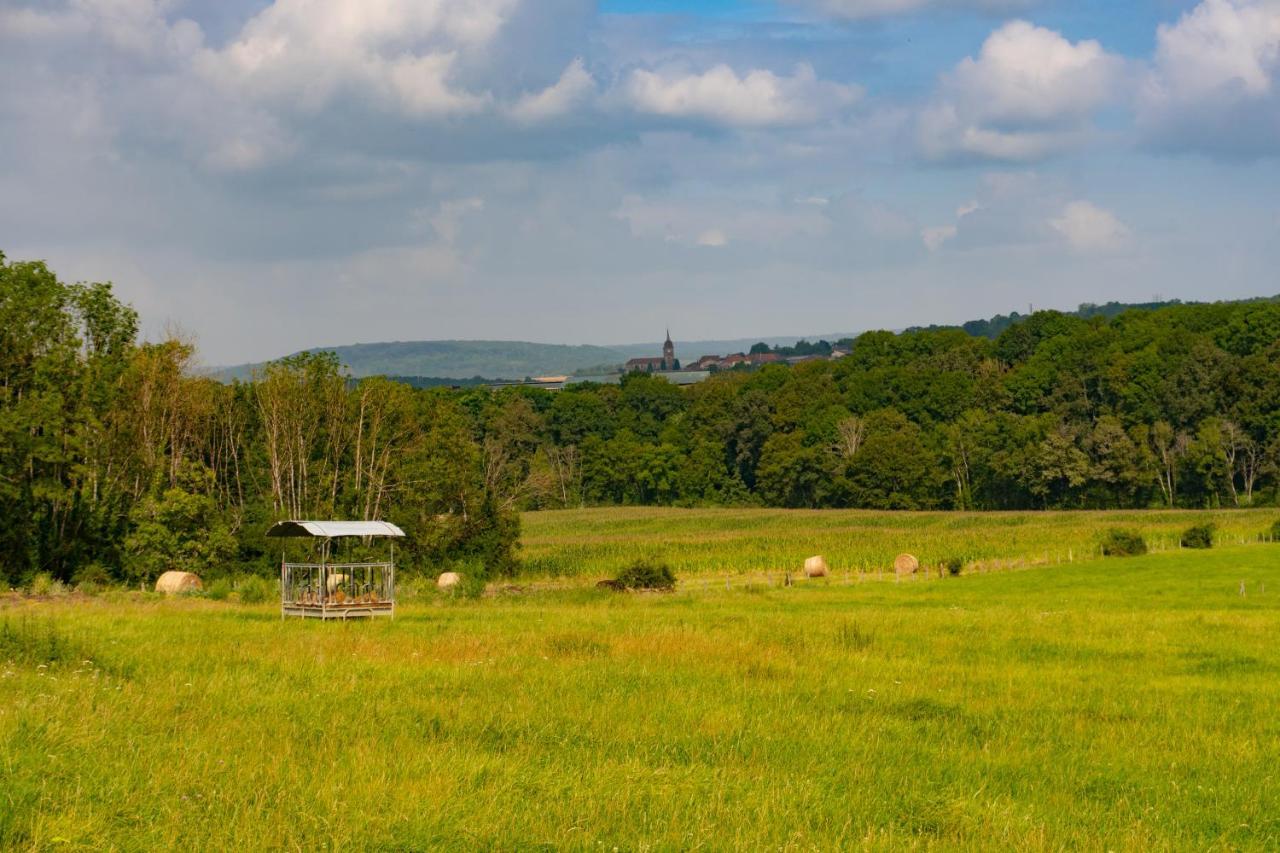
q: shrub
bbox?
[237,576,272,604]
[206,578,233,601]
[1181,523,1216,550]
[1268,519,1280,542]
[1101,529,1148,557]
[944,557,964,576]
[73,563,113,594]
[611,559,676,591]
[458,568,489,600]
[28,573,68,597]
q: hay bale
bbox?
[155,571,202,595]
[893,554,919,576]
[437,572,462,590]
[325,573,349,594]
[803,555,829,578]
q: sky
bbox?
[2,0,1279,364]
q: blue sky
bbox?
[1,0,1277,363]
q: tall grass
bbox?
[2,544,1279,848]
[520,506,1280,579]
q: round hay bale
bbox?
[155,571,202,595]
[803,555,829,578]
[893,554,920,576]
[325,573,349,594]
[437,572,462,590]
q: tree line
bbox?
[4,251,1280,586]
[1,254,517,587]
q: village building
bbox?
[626,330,678,372]
[624,356,666,372]
[690,355,721,371]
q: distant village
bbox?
[623,330,852,375]
[490,331,852,390]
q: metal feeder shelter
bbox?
[267,520,405,620]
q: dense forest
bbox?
[4,252,1280,586]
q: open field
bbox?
[4,543,1280,849]
[521,506,1280,579]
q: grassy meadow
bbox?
[4,533,1280,849]
[520,506,1280,579]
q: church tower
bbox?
[663,329,675,371]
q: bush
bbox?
[28,573,68,597]
[610,559,676,591]
[1181,523,1216,550]
[944,557,964,576]
[206,578,233,601]
[1268,520,1280,542]
[72,563,113,593]
[237,576,272,604]
[1101,529,1148,557]
[449,565,489,600]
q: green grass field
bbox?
[4,532,1280,849]
[520,506,1280,579]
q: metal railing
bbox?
[281,561,395,609]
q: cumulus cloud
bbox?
[0,0,203,59]
[624,63,861,128]
[796,0,1035,19]
[1050,201,1130,251]
[506,58,595,124]
[917,21,1124,162]
[195,0,516,117]
[1138,0,1280,159]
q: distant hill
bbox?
[214,334,861,381]
[215,340,631,381]
[213,296,1280,382]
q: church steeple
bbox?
[662,328,675,371]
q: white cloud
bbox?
[1050,201,1130,251]
[624,63,860,128]
[0,0,203,58]
[917,20,1123,162]
[1152,0,1280,98]
[1138,0,1280,158]
[506,58,595,123]
[196,0,516,117]
[797,0,1034,19]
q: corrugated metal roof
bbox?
[266,520,406,538]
